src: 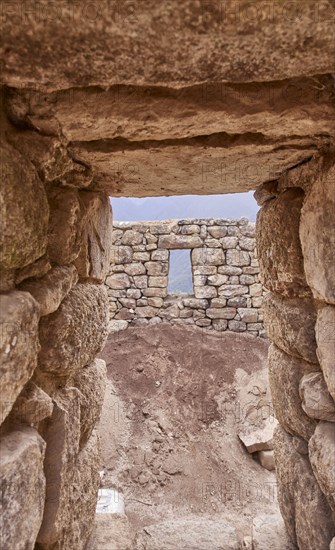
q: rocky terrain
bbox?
[89,324,293,549]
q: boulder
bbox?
[206,308,236,320]
[74,358,107,448]
[0,427,46,550]
[258,450,275,471]
[208,226,227,238]
[316,305,335,400]
[121,230,143,245]
[124,263,146,276]
[38,284,108,380]
[236,368,277,454]
[228,320,247,332]
[309,421,335,515]
[210,298,227,308]
[19,265,78,316]
[11,381,53,425]
[134,275,148,289]
[218,285,248,298]
[106,273,131,289]
[0,290,40,424]
[111,245,133,264]
[257,188,310,297]
[37,388,81,547]
[263,293,318,364]
[182,298,209,309]
[192,248,224,266]
[158,234,202,249]
[239,237,255,251]
[59,430,101,549]
[148,276,167,288]
[300,159,335,303]
[220,237,239,249]
[46,186,82,265]
[273,425,334,550]
[207,274,229,286]
[135,306,159,318]
[74,192,112,282]
[268,344,316,441]
[194,285,217,299]
[142,288,167,298]
[194,266,217,275]
[151,249,169,261]
[226,249,250,266]
[144,261,168,276]
[108,320,128,332]
[237,308,258,323]
[0,142,48,270]
[299,372,335,422]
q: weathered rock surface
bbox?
[59,430,101,550]
[192,247,225,266]
[38,284,108,380]
[0,428,46,550]
[2,1,334,89]
[300,373,335,422]
[0,142,49,269]
[37,388,81,547]
[309,422,335,515]
[11,381,53,425]
[257,189,310,297]
[74,192,112,282]
[263,293,318,364]
[268,344,316,441]
[300,157,335,303]
[73,358,107,448]
[158,234,202,249]
[316,305,335,400]
[258,450,275,471]
[19,265,78,316]
[250,514,296,550]
[0,290,40,423]
[46,186,82,265]
[236,368,277,453]
[134,517,238,549]
[273,425,335,550]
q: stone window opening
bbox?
[167,249,194,295]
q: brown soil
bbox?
[94,324,281,548]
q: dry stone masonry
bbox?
[1,3,335,549]
[107,218,266,336]
[256,152,335,550]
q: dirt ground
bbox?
[91,324,288,549]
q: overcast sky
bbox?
[111,191,259,221]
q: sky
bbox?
[111,191,259,221]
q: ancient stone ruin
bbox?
[108,218,266,335]
[0,2,334,549]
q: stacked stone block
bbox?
[255,150,335,550]
[106,218,266,336]
[0,114,111,549]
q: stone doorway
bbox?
[1,4,334,548]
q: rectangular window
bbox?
[168,249,193,294]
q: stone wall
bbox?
[255,151,335,549]
[0,110,112,549]
[1,5,334,547]
[107,218,266,336]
